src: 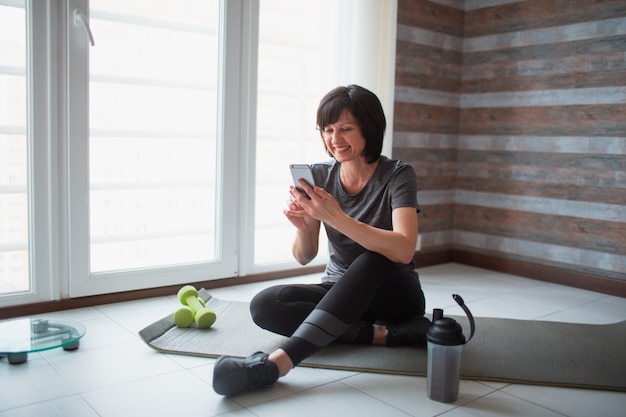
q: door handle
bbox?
[74,9,95,46]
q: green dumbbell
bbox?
[173,285,216,329]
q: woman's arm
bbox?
[292,180,418,264]
[291,220,321,265]
[325,206,418,264]
[284,185,321,265]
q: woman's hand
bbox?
[283,184,317,231]
[284,180,343,228]
[289,179,417,264]
[284,181,322,264]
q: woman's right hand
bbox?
[284,185,320,264]
[283,186,316,231]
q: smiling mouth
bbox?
[334,146,350,152]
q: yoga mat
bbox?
[139,289,626,392]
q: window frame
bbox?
[66,0,243,296]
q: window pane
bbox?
[255,0,333,265]
[0,1,29,294]
[89,1,220,272]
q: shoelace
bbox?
[244,352,274,387]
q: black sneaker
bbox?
[385,316,432,347]
[213,351,279,396]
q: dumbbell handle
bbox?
[183,294,205,312]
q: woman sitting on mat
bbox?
[212,84,430,396]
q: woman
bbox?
[213,85,430,396]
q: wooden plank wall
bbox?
[394,0,464,265]
[394,0,626,284]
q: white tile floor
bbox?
[1,263,625,417]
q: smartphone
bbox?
[289,164,315,198]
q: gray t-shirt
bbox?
[310,156,420,283]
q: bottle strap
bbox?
[453,294,475,344]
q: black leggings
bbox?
[250,251,426,366]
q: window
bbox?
[0,0,397,304]
[67,0,237,295]
[0,1,28,295]
[253,0,334,268]
[87,1,221,273]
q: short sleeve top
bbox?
[310,156,420,283]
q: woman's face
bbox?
[320,109,365,163]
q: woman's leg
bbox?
[250,283,332,337]
[279,251,425,366]
[213,251,426,396]
[250,282,377,345]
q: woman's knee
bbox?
[250,284,326,336]
[350,251,394,277]
[249,286,281,328]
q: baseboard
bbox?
[413,247,454,268]
[452,249,626,298]
[0,265,326,320]
[1,250,623,319]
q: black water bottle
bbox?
[426,294,475,403]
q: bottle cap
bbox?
[426,317,465,346]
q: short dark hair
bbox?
[316,84,386,164]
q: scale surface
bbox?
[0,318,86,364]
